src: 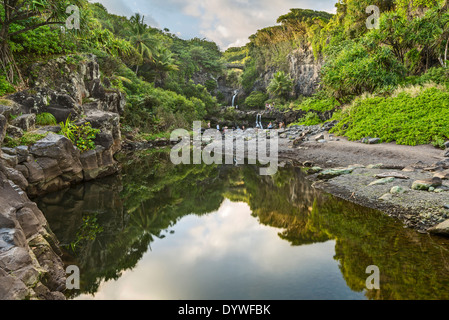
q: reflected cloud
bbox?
[77,199,362,300]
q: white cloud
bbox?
[172,0,337,49]
[92,0,337,49]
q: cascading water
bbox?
[232,90,238,107]
[256,114,263,129]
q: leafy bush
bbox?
[295,95,340,112]
[331,87,449,146]
[321,41,406,101]
[240,59,258,93]
[415,67,449,86]
[244,91,268,109]
[59,118,100,152]
[291,112,322,126]
[36,113,57,126]
[0,76,15,96]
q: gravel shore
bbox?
[277,130,449,236]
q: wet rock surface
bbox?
[0,165,66,300]
[0,54,126,299]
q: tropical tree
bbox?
[267,71,294,100]
[0,0,86,83]
[151,46,179,86]
[129,13,158,74]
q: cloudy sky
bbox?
[91,0,337,49]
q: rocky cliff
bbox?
[0,54,125,299]
[253,46,323,98]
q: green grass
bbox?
[330,86,449,146]
[36,113,57,126]
[4,132,49,148]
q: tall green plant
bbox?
[267,71,294,100]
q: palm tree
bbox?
[267,71,294,100]
[151,46,179,86]
[129,13,158,74]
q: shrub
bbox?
[331,87,449,146]
[59,118,100,152]
[321,41,405,101]
[291,112,322,126]
[0,77,15,96]
[244,91,268,109]
[296,95,340,112]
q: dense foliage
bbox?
[221,0,449,145]
[1,1,223,137]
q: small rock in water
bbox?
[307,167,322,174]
[314,133,325,141]
[428,219,449,236]
[303,161,314,167]
[369,177,396,186]
[444,204,449,210]
[445,150,449,158]
[317,168,355,180]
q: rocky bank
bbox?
[0,54,124,299]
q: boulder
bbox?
[0,175,66,299]
[27,133,83,196]
[15,146,30,164]
[0,268,30,300]
[6,125,24,138]
[428,220,449,237]
[83,110,121,153]
[0,115,7,144]
[434,170,449,180]
[11,114,36,132]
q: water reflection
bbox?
[36,151,449,300]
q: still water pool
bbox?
[36,151,449,300]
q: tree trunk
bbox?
[0,41,23,85]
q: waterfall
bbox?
[232,90,238,107]
[256,114,263,129]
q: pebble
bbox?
[379,193,393,201]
